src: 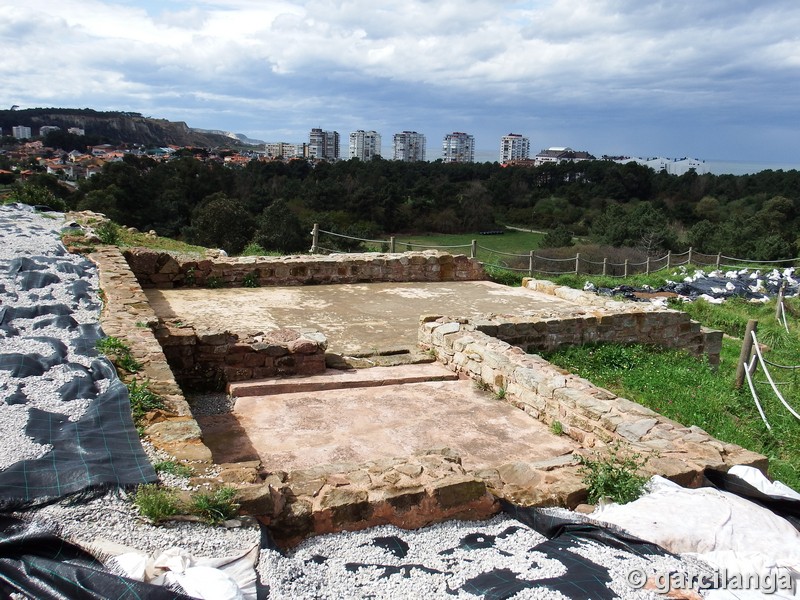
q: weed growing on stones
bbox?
[153,460,193,478]
[133,484,180,524]
[127,379,165,426]
[189,486,239,525]
[96,221,121,245]
[96,336,142,373]
[577,442,650,504]
[206,276,223,289]
[243,271,260,288]
[550,420,564,435]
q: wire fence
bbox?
[310,224,800,279]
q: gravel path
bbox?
[0,204,713,599]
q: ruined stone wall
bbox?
[154,324,327,390]
[420,318,766,485]
[88,246,213,462]
[123,248,485,289]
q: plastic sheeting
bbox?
[0,514,194,600]
[0,215,156,508]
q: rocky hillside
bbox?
[0,108,252,148]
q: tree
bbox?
[540,224,574,248]
[252,199,307,254]
[184,193,255,255]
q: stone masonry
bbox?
[124,248,485,289]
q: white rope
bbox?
[780,299,790,333]
[751,330,800,422]
[744,354,771,430]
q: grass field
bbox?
[380,229,546,262]
[542,291,800,491]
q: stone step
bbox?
[228,363,459,397]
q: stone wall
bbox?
[123,248,485,289]
[154,324,327,390]
[519,278,722,366]
[420,317,766,485]
[88,246,213,463]
[229,449,498,547]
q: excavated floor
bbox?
[144,280,585,355]
[196,369,578,472]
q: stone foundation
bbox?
[88,247,213,463]
[123,248,485,289]
[419,316,767,486]
[153,323,327,390]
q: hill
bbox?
[0,107,252,148]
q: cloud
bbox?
[2,0,800,162]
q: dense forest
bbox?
[11,155,800,259]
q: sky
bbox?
[2,0,800,166]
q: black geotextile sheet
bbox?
[0,514,194,600]
[0,249,156,509]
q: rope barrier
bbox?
[721,254,798,264]
[751,330,800,422]
[318,229,386,244]
[744,354,772,430]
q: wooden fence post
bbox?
[624,259,629,278]
[646,256,650,275]
[602,257,607,276]
[470,240,477,259]
[666,251,671,269]
[529,251,534,277]
[311,223,319,254]
[776,283,785,321]
[688,247,693,266]
[716,253,721,269]
[735,320,758,389]
[389,236,396,253]
[575,253,580,275]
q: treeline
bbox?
[13,155,800,258]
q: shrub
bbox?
[241,242,266,257]
[577,442,650,504]
[550,420,564,435]
[206,276,223,289]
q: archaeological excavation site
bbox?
[91,242,765,545]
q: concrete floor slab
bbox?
[196,379,578,472]
[145,281,587,354]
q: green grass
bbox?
[153,460,194,478]
[189,486,240,525]
[578,442,650,504]
[380,229,545,259]
[544,335,800,491]
[133,484,181,524]
[117,227,207,254]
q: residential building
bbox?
[39,125,61,137]
[392,131,426,162]
[67,127,85,136]
[309,128,340,161]
[12,126,31,140]
[500,133,530,163]
[534,147,594,164]
[614,156,708,175]
[348,130,381,161]
[442,132,475,163]
[266,142,306,160]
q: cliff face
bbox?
[0,108,245,147]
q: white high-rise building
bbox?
[12,125,31,139]
[500,133,530,163]
[349,130,381,161]
[442,132,475,163]
[309,128,340,161]
[392,131,426,162]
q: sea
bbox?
[705,160,800,176]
